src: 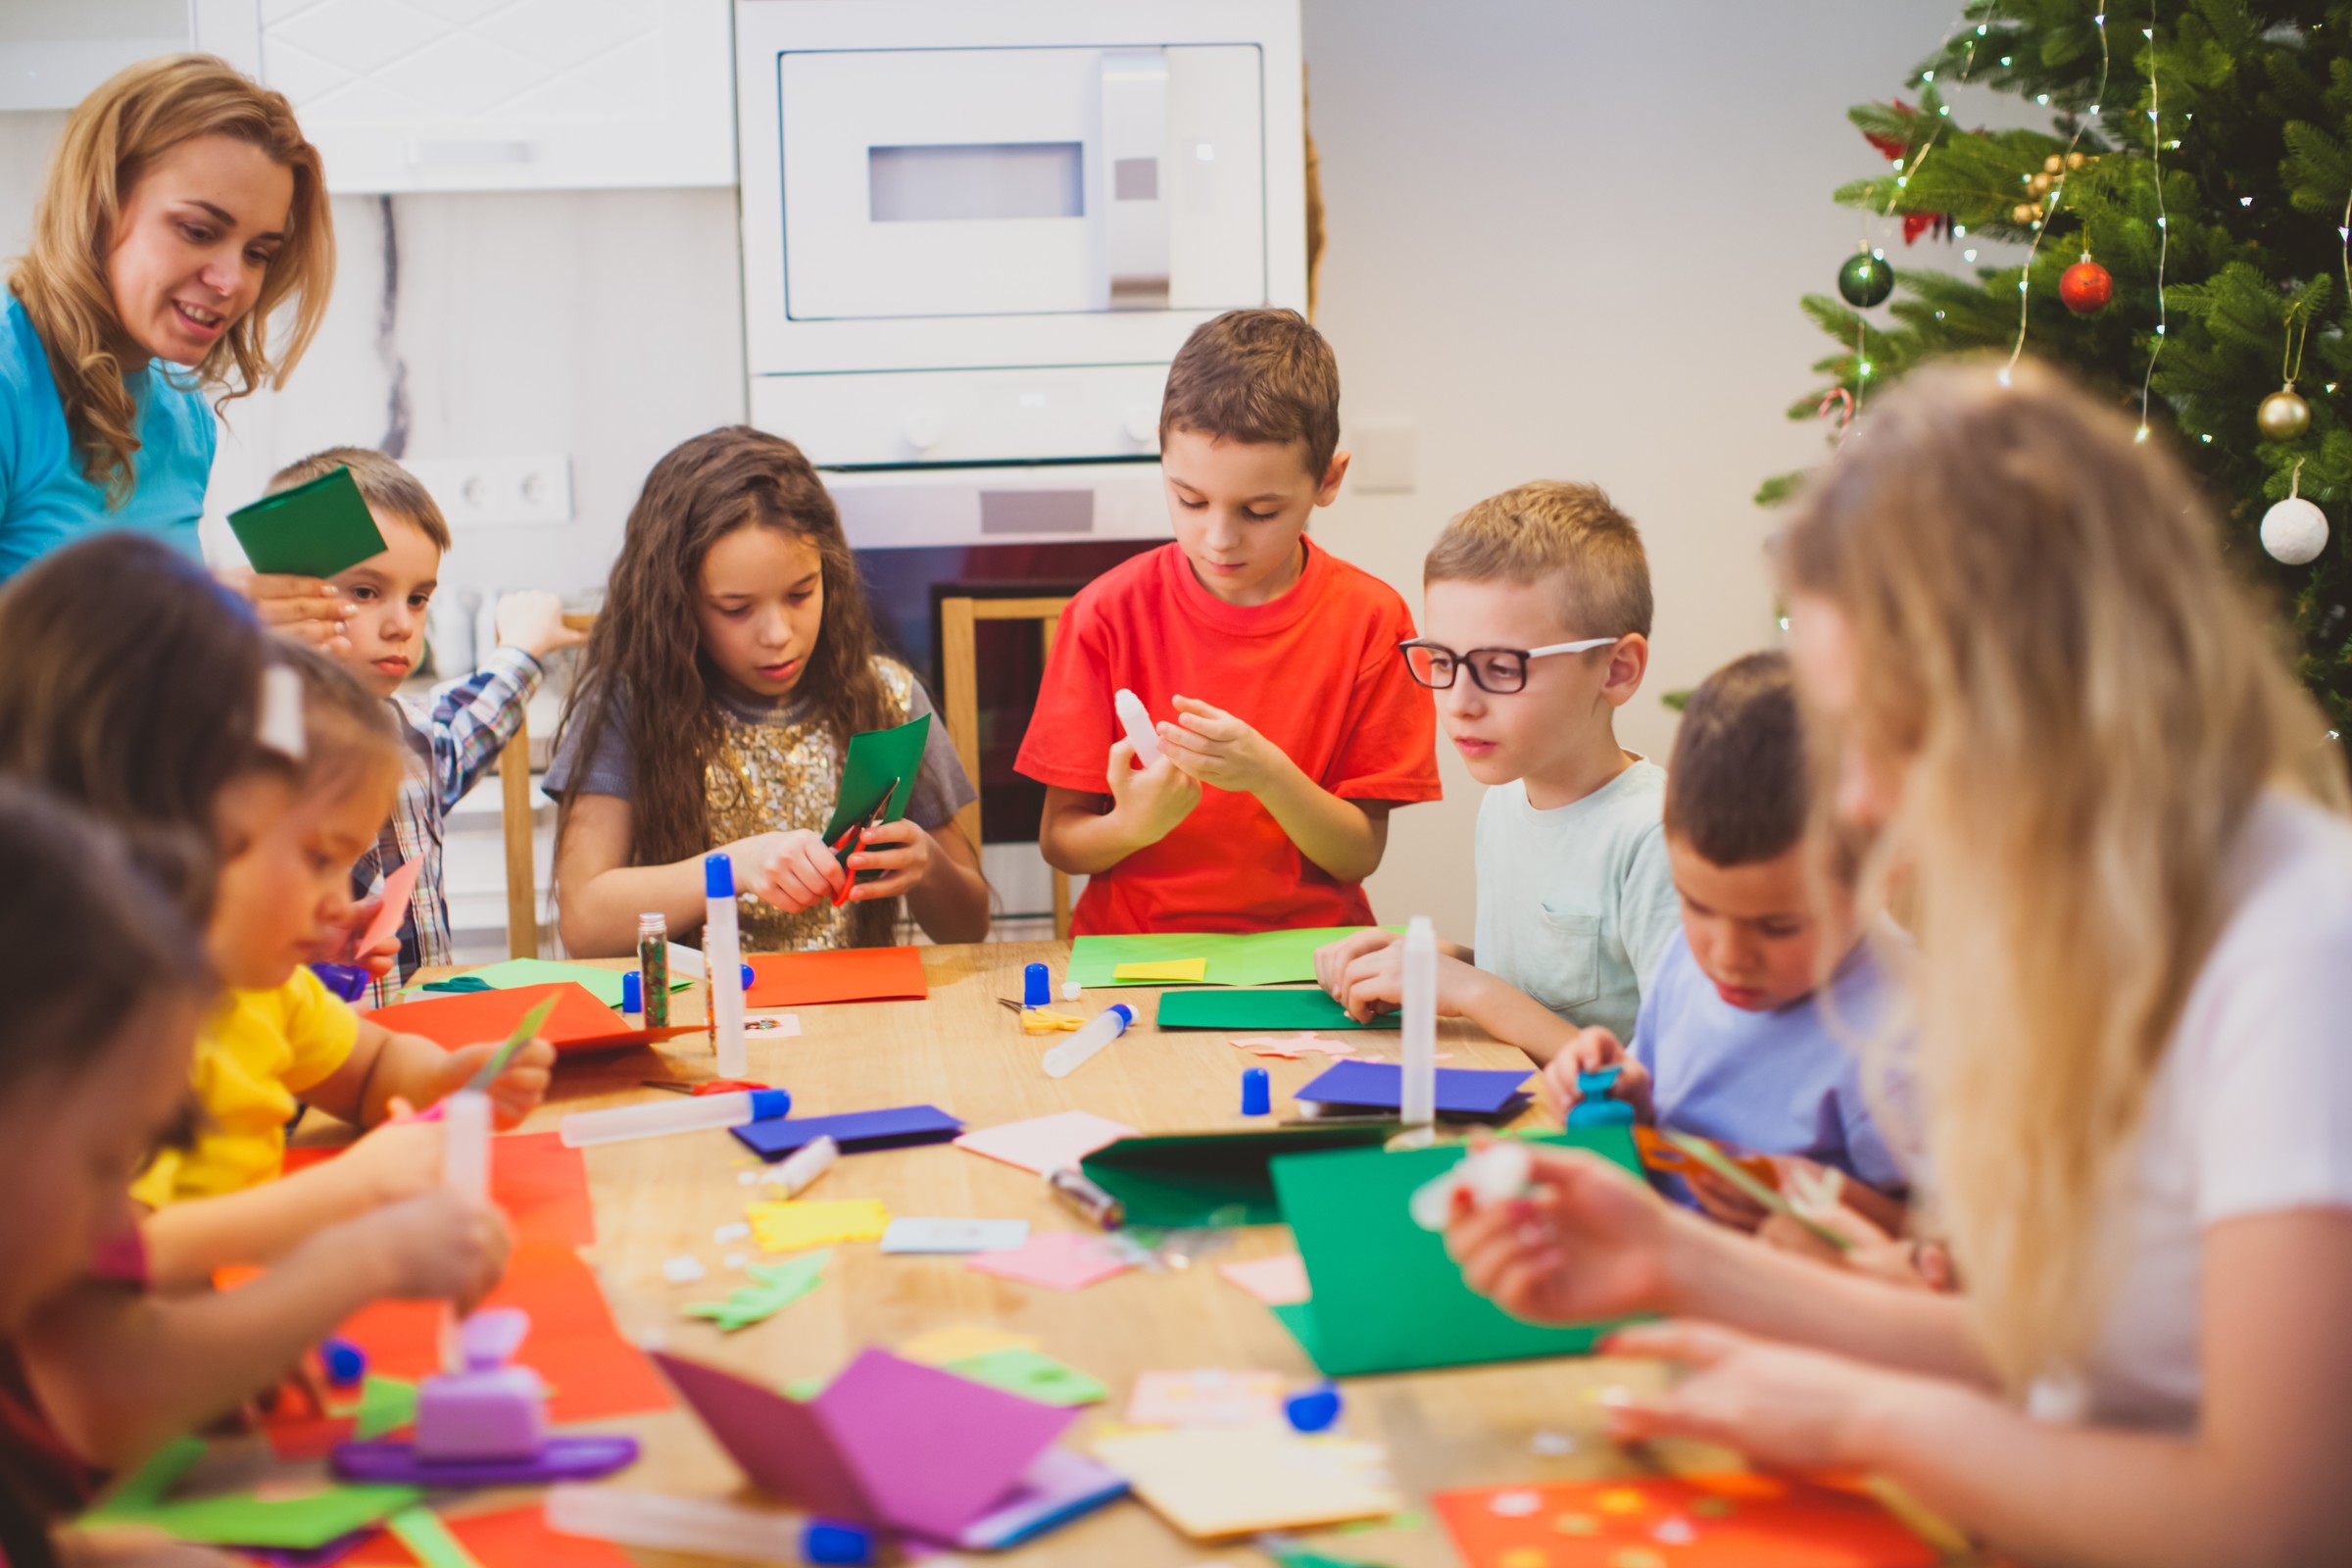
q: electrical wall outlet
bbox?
[1347,419,1419,494]
[404,455,572,528]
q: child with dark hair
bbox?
[1546,651,1909,1200]
[549,425,987,956]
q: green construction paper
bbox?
[351,1375,417,1440]
[1265,1127,1646,1377]
[416,959,690,1004]
[227,466,388,580]
[463,993,558,1091]
[1068,928,1396,990]
[82,1436,421,1548]
[1079,1124,1398,1227]
[818,713,931,878]
[941,1347,1106,1406]
[388,1505,481,1568]
[1155,988,1397,1032]
[684,1250,830,1332]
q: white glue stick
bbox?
[1042,1004,1136,1079]
[1400,916,1437,1132]
[1113,688,1162,767]
[440,1088,492,1370]
[704,853,747,1080]
[767,1134,840,1196]
[561,1089,792,1150]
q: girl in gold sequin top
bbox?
[546,428,988,956]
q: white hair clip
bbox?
[258,664,306,760]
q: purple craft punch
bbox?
[330,1308,638,1487]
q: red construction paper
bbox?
[358,857,423,956]
[326,1241,670,1425]
[282,1133,594,1250]
[368,982,701,1056]
[343,1503,633,1565]
[747,947,928,1008]
[1432,1474,1936,1568]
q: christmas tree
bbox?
[1768,0,2351,729]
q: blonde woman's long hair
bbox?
[9,54,333,506]
[1779,358,2348,1391]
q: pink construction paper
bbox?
[965,1231,1134,1293]
[953,1110,1138,1176]
[814,1349,1080,1543]
[1230,1035,1358,1059]
[359,857,423,956]
[1217,1252,1311,1307]
[651,1351,873,1523]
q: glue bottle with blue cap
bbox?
[1040,1004,1134,1079]
[559,1088,792,1149]
[704,853,747,1079]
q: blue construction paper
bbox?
[1291,1060,1533,1117]
[733,1104,964,1161]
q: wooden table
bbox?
[486,942,1690,1566]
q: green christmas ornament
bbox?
[1838,251,1895,308]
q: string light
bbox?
[2004,6,2109,379]
[2136,4,2170,442]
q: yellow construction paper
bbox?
[746,1199,892,1252]
[898,1322,1042,1365]
[1112,958,1209,983]
[1091,1427,1400,1539]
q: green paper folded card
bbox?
[820,713,931,882]
[1155,988,1396,1033]
[1067,927,1395,990]
[1078,1123,1399,1228]
[227,465,388,580]
[80,1435,421,1548]
[1266,1126,1645,1377]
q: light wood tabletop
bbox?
[461,941,1700,1566]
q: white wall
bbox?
[0,0,1960,938]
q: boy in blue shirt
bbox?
[1546,651,1909,1209]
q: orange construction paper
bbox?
[368,982,701,1056]
[344,1503,633,1566]
[326,1241,670,1425]
[1432,1475,1936,1568]
[746,947,928,1008]
[283,1132,594,1250]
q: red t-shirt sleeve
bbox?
[1323,584,1443,805]
[1014,588,1120,796]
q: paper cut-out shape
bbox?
[964,1231,1133,1292]
[1091,1427,1399,1539]
[654,1348,1117,1546]
[952,1110,1137,1176]
[81,1436,420,1548]
[747,1199,892,1252]
[942,1348,1106,1406]
[899,1324,1041,1366]
[386,1505,480,1568]
[368,982,698,1057]
[1292,1060,1533,1119]
[1125,1369,1287,1428]
[228,466,389,580]
[734,1103,962,1161]
[881,1217,1029,1254]
[1157,989,1396,1032]
[747,947,929,1008]
[686,1250,830,1331]
[1430,1475,1938,1567]
[357,858,423,958]
[1068,928,1393,990]
[1233,1034,1358,1058]
[819,715,931,877]
[1217,1253,1312,1307]
[1112,957,1209,983]
[1077,1124,1396,1228]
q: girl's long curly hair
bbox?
[556,427,902,946]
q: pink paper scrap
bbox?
[953,1110,1137,1177]
[1216,1252,1311,1308]
[1230,1035,1357,1059]
[964,1231,1134,1293]
[1124,1368,1288,1428]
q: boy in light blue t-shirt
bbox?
[1315,481,1681,1052]
[1547,651,1912,1214]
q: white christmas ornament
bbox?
[2262,496,2329,565]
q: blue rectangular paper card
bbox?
[733,1103,963,1160]
[1291,1060,1533,1118]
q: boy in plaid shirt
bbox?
[267,448,585,1004]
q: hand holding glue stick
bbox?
[1113,689,1162,767]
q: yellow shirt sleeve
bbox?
[274,965,363,1096]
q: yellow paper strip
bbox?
[1112,958,1209,983]
[746,1198,892,1252]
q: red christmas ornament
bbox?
[2060,258,2114,316]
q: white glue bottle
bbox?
[1113,689,1162,766]
[1042,1004,1136,1079]
[704,853,747,1080]
[1400,916,1437,1135]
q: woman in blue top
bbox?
[2,55,336,619]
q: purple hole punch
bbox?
[330,1308,637,1487]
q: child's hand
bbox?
[1540,1028,1654,1123]
[738,829,848,911]
[1104,737,1200,847]
[1596,1320,1897,1473]
[1445,1140,1674,1326]
[495,591,588,662]
[1153,696,1289,795]
[1323,942,1480,1024]
[313,894,399,980]
[220,568,357,656]
[1313,928,1398,1001]
[331,1114,445,1207]
[354,1188,511,1310]
[429,1038,557,1129]
[842,817,933,902]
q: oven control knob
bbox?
[902,409,944,453]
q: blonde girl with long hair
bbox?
[2,54,356,651]
[1446,360,2352,1565]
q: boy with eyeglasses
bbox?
[1316,480,1678,1054]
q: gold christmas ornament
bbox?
[2258,383,2313,443]
[2065,150,2088,170]
[2012,202,2042,224]
[2042,154,2065,173]
[2030,172,2054,196]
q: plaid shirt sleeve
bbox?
[421,646,544,811]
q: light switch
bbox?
[1348,419,1419,494]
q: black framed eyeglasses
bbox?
[1397,636,1619,694]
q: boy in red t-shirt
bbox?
[1017,309,1441,934]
